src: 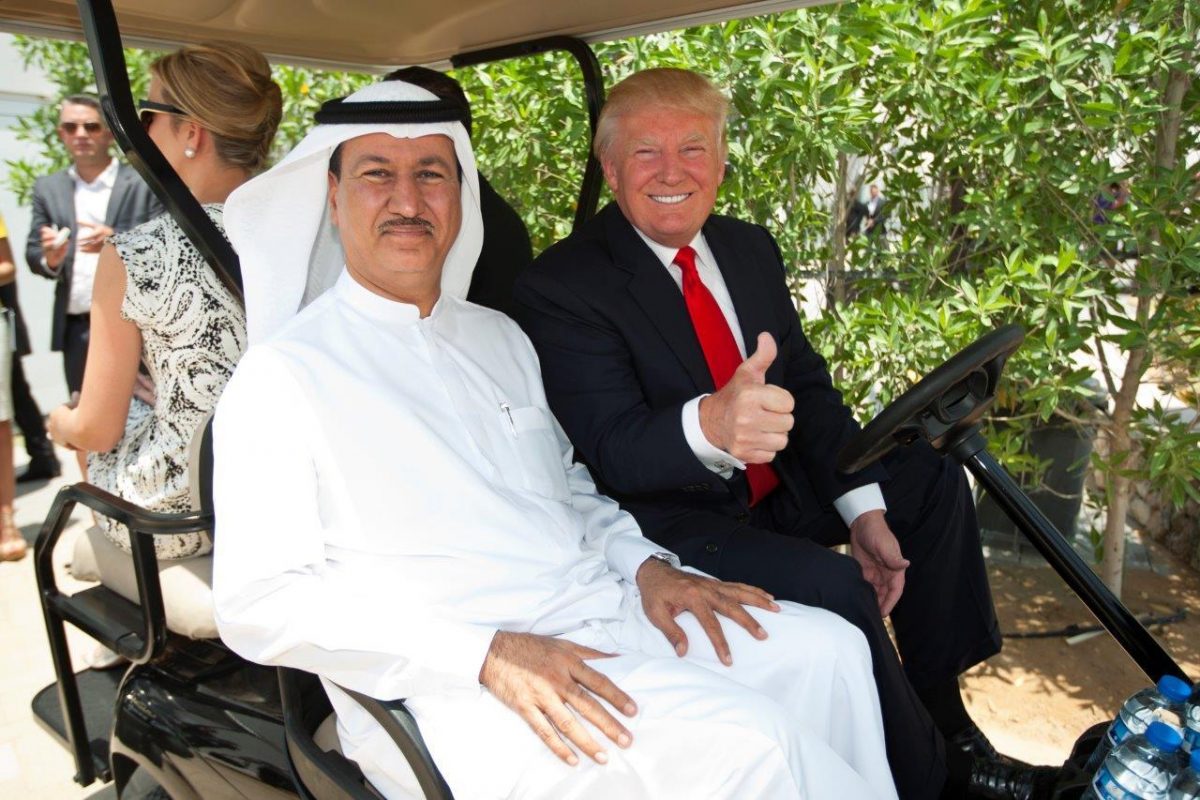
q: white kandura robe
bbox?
[212,270,899,800]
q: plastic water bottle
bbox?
[1183,689,1200,755]
[1090,721,1183,799]
[1170,749,1200,799]
[1086,676,1193,772]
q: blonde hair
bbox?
[151,41,282,174]
[594,68,730,160]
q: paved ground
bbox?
[0,446,114,800]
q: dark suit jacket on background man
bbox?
[25,162,162,357]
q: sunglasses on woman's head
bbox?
[59,121,103,135]
[137,99,188,129]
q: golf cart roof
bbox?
[0,0,833,69]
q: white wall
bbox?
[1,33,75,412]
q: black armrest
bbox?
[337,684,455,800]
[34,482,212,664]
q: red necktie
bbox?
[674,246,779,505]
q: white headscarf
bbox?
[224,81,482,345]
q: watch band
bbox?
[648,551,681,569]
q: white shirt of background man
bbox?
[66,156,117,315]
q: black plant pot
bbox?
[976,419,1096,545]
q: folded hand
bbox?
[849,510,909,616]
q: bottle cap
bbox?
[1146,721,1183,751]
[1158,675,1193,702]
[1192,748,1200,771]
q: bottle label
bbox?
[1110,717,1133,746]
[1093,765,1131,799]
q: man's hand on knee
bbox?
[848,510,910,616]
[636,557,780,666]
[698,333,794,464]
[478,631,636,766]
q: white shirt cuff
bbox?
[606,532,671,585]
[682,395,745,478]
[833,484,887,527]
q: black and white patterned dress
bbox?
[90,205,244,559]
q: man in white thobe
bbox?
[213,81,899,800]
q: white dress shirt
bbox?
[633,228,885,526]
[66,157,118,315]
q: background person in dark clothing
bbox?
[26,95,164,396]
[0,272,60,482]
[864,182,887,237]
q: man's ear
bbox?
[717,140,728,185]
[600,155,620,194]
[327,171,340,228]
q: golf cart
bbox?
[0,0,1191,797]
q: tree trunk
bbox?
[946,170,970,274]
[1097,4,1191,595]
[1099,335,1148,597]
[826,151,850,308]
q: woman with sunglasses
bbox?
[48,43,281,627]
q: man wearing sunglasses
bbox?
[25,94,161,475]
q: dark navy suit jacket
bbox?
[513,202,886,554]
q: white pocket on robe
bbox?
[508,405,571,502]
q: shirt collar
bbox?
[631,226,717,271]
[68,157,118,189]
[333,268,444,330]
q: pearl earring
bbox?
[184,147,196,158]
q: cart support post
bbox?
[966,448,1186,684]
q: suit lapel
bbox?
[105,163,133,226]
[603,205,714,393]
[51,171,75,226]
[703,219,784,385]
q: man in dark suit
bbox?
[26,94,162,402]
[514,69,1056,800]
[865,183,887,238]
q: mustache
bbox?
[377,215,434,235]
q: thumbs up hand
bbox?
[698,332,794,463]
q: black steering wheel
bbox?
[836,324,1026,474]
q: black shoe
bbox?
[967,758,1060,800]
[16,456,62,483]
[950,723,1030,767]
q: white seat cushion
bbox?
[70,525,218,639]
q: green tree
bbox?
[461,0,1199,597]
[792,0,1200,597]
